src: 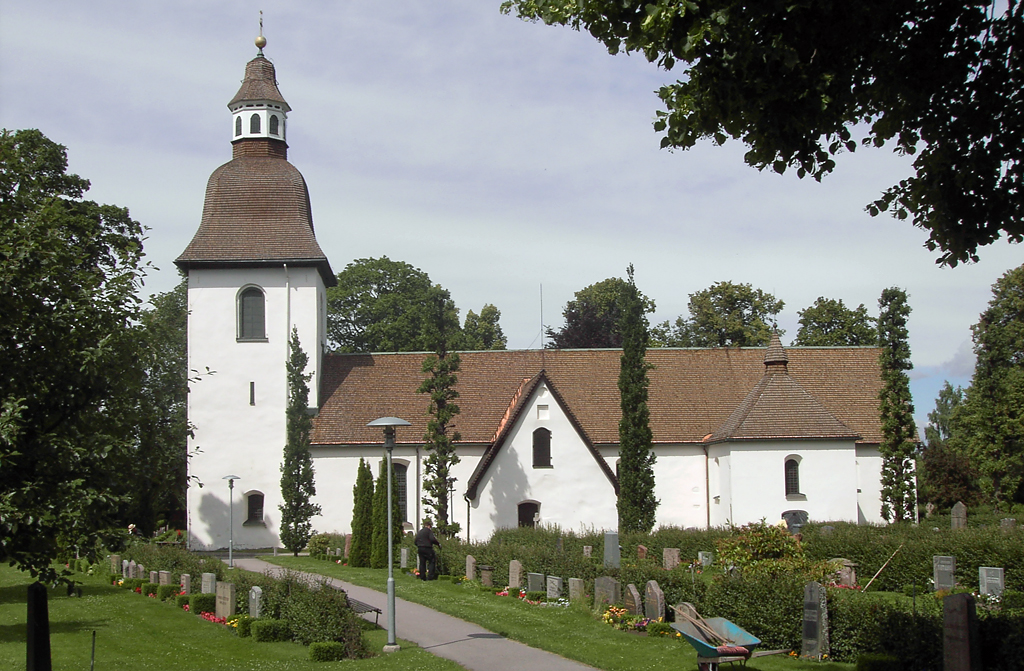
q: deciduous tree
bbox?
[653,281,782,347]
[877,288,918,522]
[501,0,1024,265]
[795,297,877,346]
[462,304,507,350]
[919,383,979,509]
[279,329,321,555]
[547,277,654,348]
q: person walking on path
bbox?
[414,518,441,580]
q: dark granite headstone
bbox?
[594,576,620,609]
[934,556,956,591]
[509,560,523,589]
[801,581,828,660]
[663,548,680,571]
[951,502,967,529]
[944,592,980,671]
[547,575,563,599]
[624,583,642,616]
[527,572,545,593]
[603,532,620,568]
[979,567,1004,597]
[644,580,665,621]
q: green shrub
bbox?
[281,583,363,653]
[1002,590,1024,610]
[156,584,177,601]
[251,619,291,643]
[309,641,349,662]
[479,585,495,593]
[855,653,902,671]
[525,591,545,602]
[143,582,159,596]
[307,532,347,557]
[175,594,190,609]
[234,615,255,637]
[189,593,216,615]
[121,544,225,585]
[124,578,144,591]
[646,621,674,637]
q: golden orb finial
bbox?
[255,35,267,49]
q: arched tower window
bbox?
[245,492,265,525]
[269,114,279,136]
[533,428,551,468]
[238,287,266,340]
[235,116,242,137]
[250,113,261,134]
[518,501,539,528]
[785,458,801,496]
[394,462,408,523]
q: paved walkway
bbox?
[232,558,596,671]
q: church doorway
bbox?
[518,501,539,528]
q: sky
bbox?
[2,0,1020,433]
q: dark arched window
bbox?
[238,287,265,340]
[245,493,264,525]
[250,113,261,134]
[518,501,539,528]
[394,462,408,523]
[785,458,801,496]
[533,428,551,468]
[235,116,242,137]
[269,114,279,136]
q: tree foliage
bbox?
[616,265,657,533]
[547,277,655,348]
[653,281,783,347]
[279,329,321,555]
[501,0,1024,265]
[418,286,463,537]
[462,304,507,350]
[795,297,877,346]
[919,383,980,509]
[877,288,918,523]
[370,459,402,569]
[348,458,373,568]
[0,128,146,582]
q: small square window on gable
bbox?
[537,404,549,420]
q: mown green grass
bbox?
[0,565,462,671]
[265,556,856,671]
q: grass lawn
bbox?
[0,564,462,671]
[264,556,857,671]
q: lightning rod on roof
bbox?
[256,10,266,54]
[540,283,544,349]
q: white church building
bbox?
[177,42,887,551]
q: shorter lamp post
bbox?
[367,416,410,653]
[222,475,241,568]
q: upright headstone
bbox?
[801,581,828,660]
[465,555,476,582]
[215,581,236,619]
[583,546,592,558]
[122,559,129,577]
[934,556,956,592]
[137,564,145,580]
[26,582,50,671]
[128,560,136,579]
[820,525,835,536]
[979,567,1005,597]
[248,585,263,619]
[547,576,563,599]
[149,571,159,584]
[344,533,352,558]
[480,566,494,588]
[1000,518,1017,530]
[944,593,980,671]
[831,559,857,587]
[158,571,171,585]
[201,572,217,594]
[335,548,342,557]
[951,502,968,529]
[593,576,621,609]
[603,532,620,568]
[110,554,121,575]
[637,545,647,560]
[568,578,584,602]
[180,574,191,595]
[698,551,714,567]
[509,560,523,589]
[400,547,409,569]
[527,572,545,593]
[624,584,642,616]
[644,580,666,621]
[663,548,680,571]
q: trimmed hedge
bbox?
[309,641,348,662]
[235,615,255,638]
[189,593,216,615]
[175,594,190,609]
[156,584,177,601]
[251,619,291,643]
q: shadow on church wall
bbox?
[487,446,529,531]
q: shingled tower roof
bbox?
[175,43,335,286]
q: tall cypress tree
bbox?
[278,329,322,555]
[370,459,402,569]
[616,265,658,533]
[348,458,373,567]
[877,288,918,522]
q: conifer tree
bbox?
[279,329,322,555]
[616,265,658,532]
[370,459,402,568]
[348,458,373,567]
[877,288,918,522]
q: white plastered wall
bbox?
[186,266,325,550]
[651,444,708,529]
[855,444,884,524]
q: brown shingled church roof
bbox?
[311,346,883,447]
[228,56,290,109]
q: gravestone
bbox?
[248,586,263,619]
[979,567,1005,597]
[820,526,834,536]
[527,572,545,593]
[509,560,523,589]
[800,581,828,660]
[400,548,409,569]
[465,555,476,582]
[479,566,494,588]
[593,576,620,609]
[698,551,714,567]
[201,572,217,594]
[1001,518,1017,530]
[624,584,642,616]
[583,546,592,558]
[547,576,563,600]
[603,532,620,568]
[934,556,956,591]
[128,560,136,578]
[644,580,666,621]
[568,578,584,602]
[637,545,647,560]
[158,571,171,585]
[149,571,159,584]
[952,502,967,529]
[831,559,857,587]
[110,554,121,575]
[335,548,342,557]
[215,581,236,619]
[180,574,191,595]
[944,593,980,671]
[137,564,145,580]
[344,533,352,558]
[663,548,680,571]
[122,559,129,577]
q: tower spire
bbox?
[256,11,266,55]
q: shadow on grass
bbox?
[0,618,108,644]
[0,585,28,606]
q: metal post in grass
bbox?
[223,475,240,568]
[368,416,410,653]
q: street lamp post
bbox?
[222,475,241,568]
[367,416,410,654]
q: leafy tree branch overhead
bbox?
[501,0,1024,265]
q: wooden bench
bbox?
[346,596,382,626]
